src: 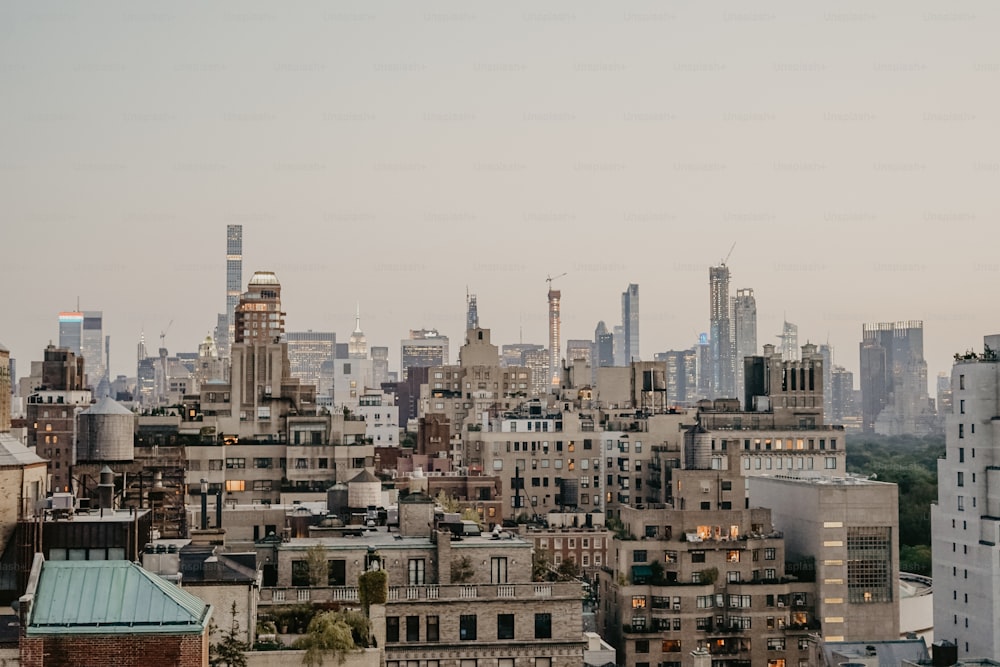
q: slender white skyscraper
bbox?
[732,288,757,406]
[622,283,639,363]
[709,264,734,398]
[224,224,243,358]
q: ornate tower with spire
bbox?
[349,304,368,359]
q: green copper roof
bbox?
[27,560,211,636]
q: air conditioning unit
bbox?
[777,601,785,607]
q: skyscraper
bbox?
[547,287,561,388]
[709,264,734,398]
[466,291,479,331]
[57,311,83,357]
[0,342,9,431]
[594,321,614,369]
[401,329,449,379]
[732,288,757,406]
[287,331,336,396]
[348,305,368,359]
[234,271,285,345]
[81,310,105,385]
[224,224,243,357]
[621,283,639,363]
[778,320,799,362]
[932,334,1000,658]
[819,343,834,420]
[859,321,930,434]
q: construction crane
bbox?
[721,242,736,266]
[159,320,173,351]
[546,272,567,290]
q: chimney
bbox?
[97,465,115,510]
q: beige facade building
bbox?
[749,474,900,643]
[599,468,819,667]
[259,492,588,666]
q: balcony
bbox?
[260,581,580,606]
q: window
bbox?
[328,560,346,586]
[662,640,681,653]
[497,613,515,639]
[426,615,439,641]
[252,480,272,491]
[459,615,477,640]
[767,638,786,650]
[691,551,706,563]
[632,596,647,609]
[254,457,272,469]
[633,550,647,562]
[764,548,776,560]
[727,550,740,563]
[409,559,425,585]
[225,480,245,492]
[386,616,400,643]
[291,560,310,587]
[406,616,419,642]
[847,526,893,603]
[534,613,552,639]
[635,639,649,653]
[958,472,964,487]
[490,556,508,583]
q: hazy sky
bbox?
[3,1,998,390]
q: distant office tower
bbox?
[547,287,561,387]
[936,371,952,415]
[234,272,285,344]
[696,333,711,399]
[655,349,698,406]
[778,320,799,362]
[819,343,834,420]
[287,331,336,396]
[81,310,105,386]
[612,325,625,367]
[709,264,734,398]
[58,311,83,357]
[401,329,449,379]
[466,291,479,331]
[830,365,856,424]
[224,224,243,357]
[565,339,592,367]
[371,346,390,387]
[621,283,639,363]
[0,342,9,431]
[932,334,1000,658]
[348,305,368,359]
[732,288,757,406]
[860,321,931,435]
[501,343,543,368]
[523,348,550,397]
[594,321,614,368]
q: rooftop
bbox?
[25,559,211,636]
[0,432,46,467]
[248,271,280,286]
[281,526,529,551]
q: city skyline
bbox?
[4,1,999,390]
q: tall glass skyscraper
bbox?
[709,264,734,398]
[621,283,639,363]
[58,311,83,356]
[225,224,243,357]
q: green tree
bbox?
[451,555,474,583]
[294,609,370,666]
[210,601,250,667]
[434,489,461,513]
[358,569,387,614]
[556,557,581,581]
[306,544,328,586]
[532,549,553,582]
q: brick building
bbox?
[19,556,211,667]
